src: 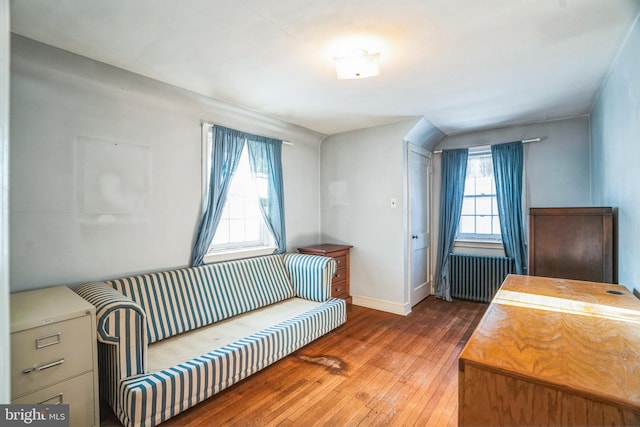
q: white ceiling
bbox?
[10,0,640,136]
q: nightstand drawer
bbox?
[333,267,347,284]
[332,281,347,298]
[11,314,93,398]
[334,255,347,269]
[13,371,96,427]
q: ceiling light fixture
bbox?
[333,49,380,80]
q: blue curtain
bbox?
[492,141,527,274]
[434,148,468,302]
[191,126,245,266]
[247,136,286,254]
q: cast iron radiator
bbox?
[449,253,515,303]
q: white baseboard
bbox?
[351,295,411,316]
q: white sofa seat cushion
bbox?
[146,297,324,372]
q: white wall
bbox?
[1,0,10,404]
[432,116,593,258]
[321,119,421,313]
[10,35,324,291]
[591,15,640,290]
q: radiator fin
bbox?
[450,254,515,303]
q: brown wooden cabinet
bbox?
[459,274,640,426]
[297,244,352,303]
[529,207,614,283]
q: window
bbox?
[203,125,274,259]
[457,149,501,242]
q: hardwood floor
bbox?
[103,297,487,426]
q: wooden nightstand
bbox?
[298,244,353,303]
[10,286,100,427]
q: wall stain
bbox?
[297,355,346,374]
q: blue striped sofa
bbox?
[76,253,346,427]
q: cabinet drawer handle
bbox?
[23,358,65,374]
[37,359,65,371]
[36,332,61,349]
[38,393,63,405]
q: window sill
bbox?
[203,246,277,264]
[454,239,503,250]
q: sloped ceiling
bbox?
[9,0,640,135]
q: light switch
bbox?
[390,198,398,208]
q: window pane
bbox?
[464,177,475,195]
[476,216,492,234]
[255,176,269,199]
[461,197,475,215]
[228,195,245,218]
[492,196,499,215]
[245,218,261,241]
[468,154,493,179]
[459,216,475,234]
[476,196,492,215]
[476,177,492,195]
[467,158,480,179]
[479,155,493,177]
[212,220,229,245]
[229,219,245,243]
[246,198,261,217]
[492,216,501,234]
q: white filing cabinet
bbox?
[10,286,100,427]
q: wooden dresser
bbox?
[459,275,640,426]
[11,286,100,427]
[298,244,353,303]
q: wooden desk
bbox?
[459,274,640,426]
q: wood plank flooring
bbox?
[102,297,487,426]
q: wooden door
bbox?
[408,146,432,307]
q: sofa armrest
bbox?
[76,282,148,377]
[283,253,337,302]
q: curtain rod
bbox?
[433,137,541,154]
[201,121,293,146]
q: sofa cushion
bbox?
[283,253,335,301]
[146,297,329,372]
[108,254,294,344]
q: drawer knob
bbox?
[23,358,65,374]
